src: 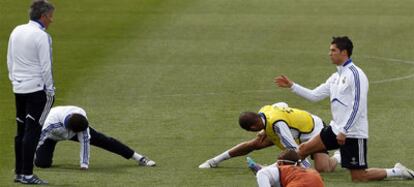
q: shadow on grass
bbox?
[38,163,152,174]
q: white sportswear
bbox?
[7,20,55,95]
[291,59,369,138]
[37,106,90,168]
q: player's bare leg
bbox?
[350,169,386,182]
[350,163,414,182]
[312,152,337,172]
[297,135,326,160]
[199,130,273,168]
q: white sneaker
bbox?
[198,159,218,169]
[395,163,414,179]
[138,157,156,167]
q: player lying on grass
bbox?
[199,102,339,172]
[247,149,324,187]
[34,106,155,170]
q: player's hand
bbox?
[274,75,293,88]
[336,133,346,145]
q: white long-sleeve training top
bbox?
[256,164,281,187]
[37,106,90,168]
[7,20,55,95]
[291,59,369,138]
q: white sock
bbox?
[386,168,403,178]
[212,151,231,163]
[131,152,144,161]
[24,175,33,179]
[331,150,341,164]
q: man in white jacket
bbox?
[275,36,414,182]
[34,106,156,170]
[7,0,55,184]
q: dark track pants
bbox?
[34,127,135,168]
[14,91,54,175]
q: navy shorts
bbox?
[319,126,368,169]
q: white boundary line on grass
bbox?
[361,55,414,84]
[371,74,414,84]
[362,55,414,65]
[136,55,414,98]
[137,89,279,98]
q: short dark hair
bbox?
[65,113,89,132]
[331,36,353,57]
[278,149,300,165]
[29,0,55,20]
[239,112,260,131]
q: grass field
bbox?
[1,0,414,186]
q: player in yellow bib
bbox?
[199,102,339,172]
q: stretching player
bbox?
[275,36,414,181]
[248,149,324,187]
[199,102,339,172]
[34,106,155,169]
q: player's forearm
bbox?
[291,83,328,102]
[79,137,90,167]
[40,62,54,93]
[275,122,299,150]
[38,35,55,94]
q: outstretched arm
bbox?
[274,75,293,88]
[273,121,311,168]
[275,75,331,102]
[78,128,91,170]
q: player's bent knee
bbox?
[313,153,335,173]
[314,164,334,173]
[314,165,327,173]
[313,160,330,173]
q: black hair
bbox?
[277,149,300,165]
[331,36,353,57]
[239,112,260,131]
[66,114,89,132]
[29,0,55,20]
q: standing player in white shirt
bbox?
[34,106,156,170]
[275,36,414,182]
[7,0,55,184]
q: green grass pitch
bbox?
[1,0,414,186]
